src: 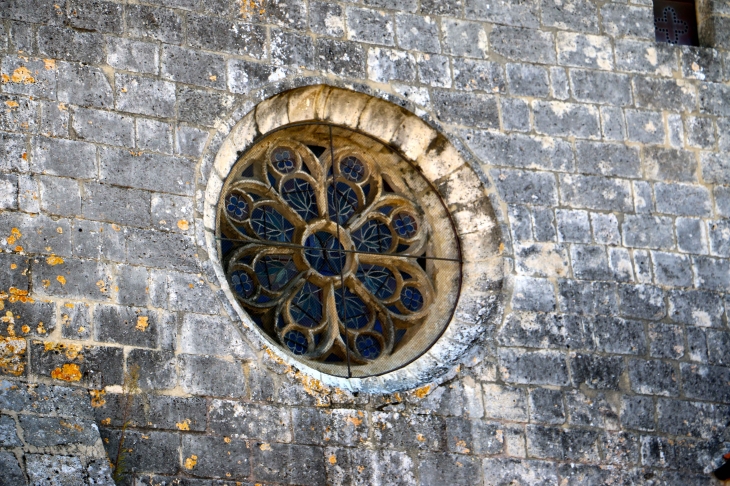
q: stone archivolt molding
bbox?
[196,84,504,392]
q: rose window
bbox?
[217,124,461,378]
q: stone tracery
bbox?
[217,124,459,377]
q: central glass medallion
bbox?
[217,124,461,378]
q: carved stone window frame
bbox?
[195,84,504,392]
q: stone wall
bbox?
[0,0,729,484]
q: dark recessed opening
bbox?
[653,0,699,46]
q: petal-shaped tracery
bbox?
[217,124,461,377]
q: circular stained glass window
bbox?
[217,124,462,378]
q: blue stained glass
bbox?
[400,286,424,312]
[356,264,396,300]
[290,282,323,328]
[395,328,407,344]
[340,156,366,182]
[335,288,370,329]
[230,270,254,298]
[377,205,393,215]
[284,330,308,355]
[327,181,358,224]
[271,147,297,173]
[356,334,381,359]
[281,178,318,222]
[251,206,294,242]
[254,255,298,291]
[304,231,346,276]
[351,220,393,253]
[225,194,249,221]
[373,319,383,333]
[393,212,418,238]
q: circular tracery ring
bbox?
[217,124,461,378]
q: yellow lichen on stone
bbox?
[43,59,56,70]
[56,275,66,285]
[10,264,17,270]
[224,437,231,443]
[51,363,82,382]
[240,0,266,18]
[10,66,35,84]
[4,100,19,109]
[135,316,149,332]
[177,220,190,230]
[176,419,191,431]
[21,325,29,334]
[328,455,337,465]
[0,334,26,376]
[7,228,21,245]
[36,322,46,334]
[90,389,106,408]
[46,255,64,265]
[413,384,431,399]
[184,455,198,469]
[259,443,272,451]
[101,418,111,426]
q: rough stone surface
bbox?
[0,1,728,484]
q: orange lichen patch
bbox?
[42,280,51,288]
[13,246,23,253]
[111,224,121,231]
[1,74,8,83]
[184,455,198,470]
[101,418,111,426]
[209,75,217,82]
[177,220,190,231]
[413,384,431,399]
[10,264,17,270]
[135,316,149,332]
[7,228,21,245]
[56,275,66,285]
[1,311,14,324]
[21,325,29,334]
[345,415,363,427]
[176,419,191,431]
[328,455,337,465]
[499,242,505,253]
[44,342,83,361]
[64,303,75,308]
[43,59,56,70]
[46,255,64,266]
[416,434,426,442]
[10,67,35,84]
[5,100,19,109]
[51,363,82,382]
[240,0,266,18]
[0,334,26,376]
[5,287,34,304]
[60,420,83,432]
[224,437,231,443]
[57,103,67,111]
[96,280,108,293]
[454,440,470,454]
[36,322,46,334]
[259,443,272,451]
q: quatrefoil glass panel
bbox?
[217,124,462,378]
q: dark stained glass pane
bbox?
[654,0,698,46]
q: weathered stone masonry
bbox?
[1,0,730,484]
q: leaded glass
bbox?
[217,124,462,378]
